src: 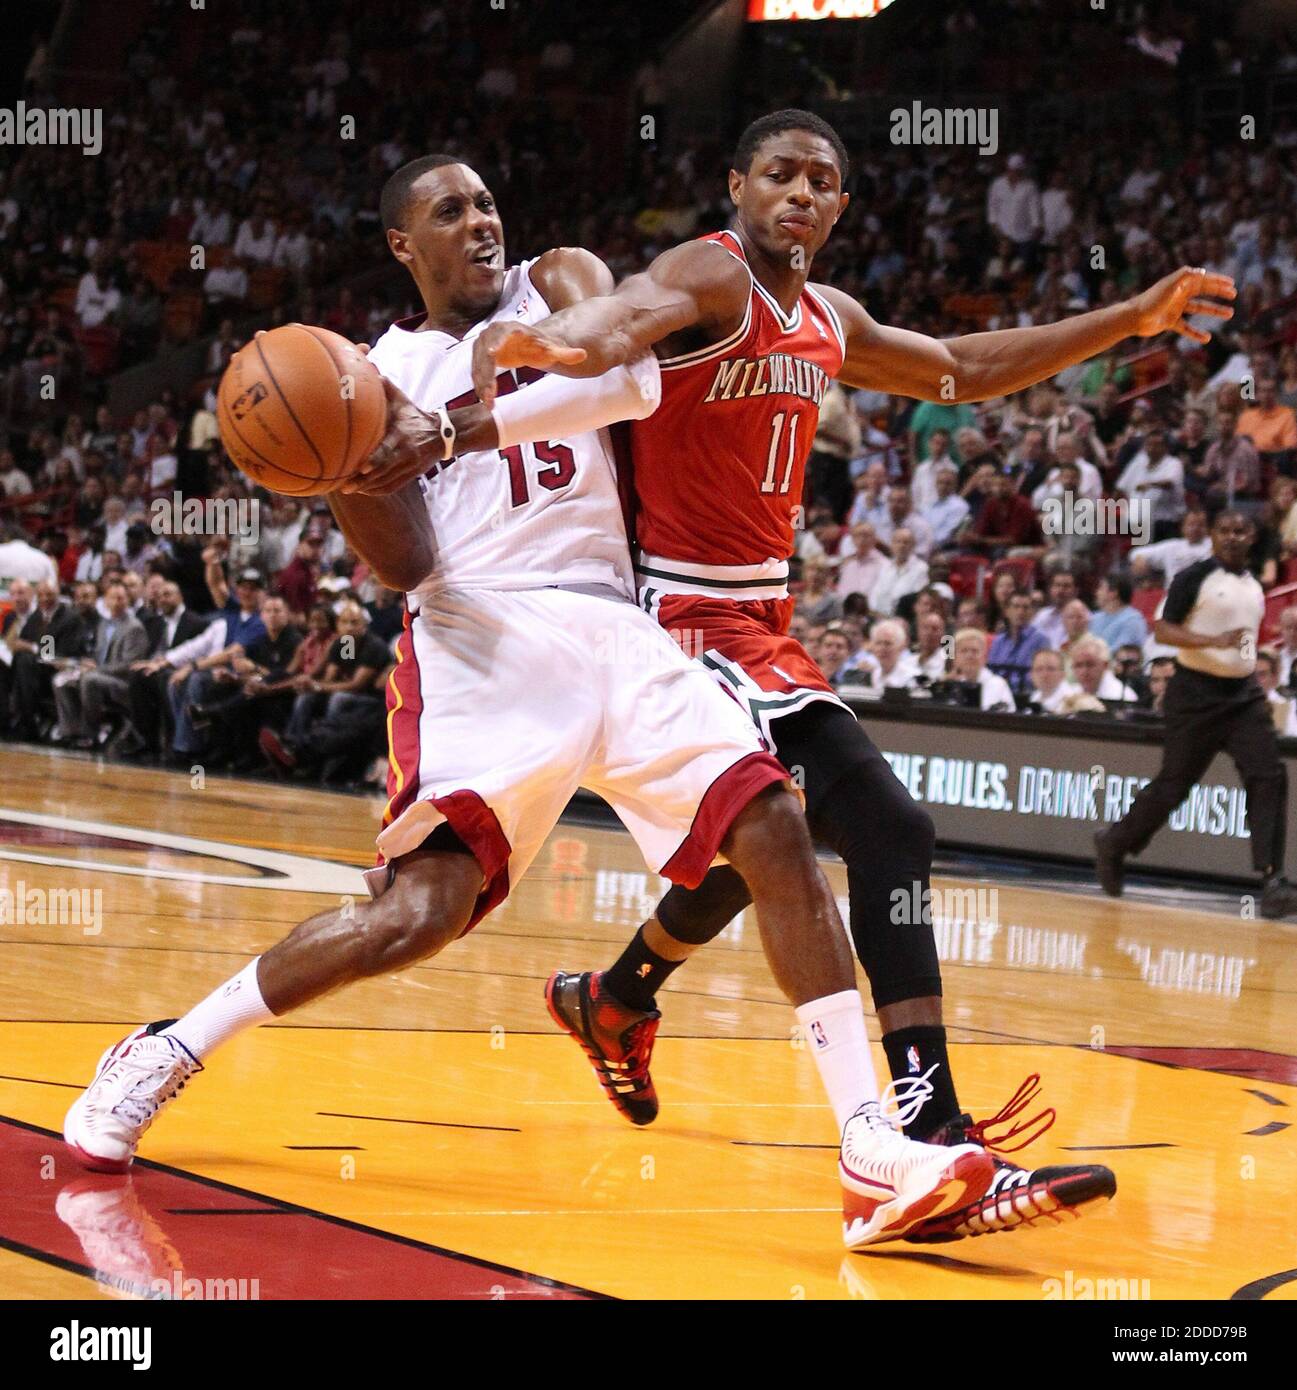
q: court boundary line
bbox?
[0,1114,613,1300]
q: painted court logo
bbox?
[1,102,102,156]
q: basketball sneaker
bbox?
[544,970,660,1126]
[904,1074,1116,1242]
[63,1021,202,1173]
[841,1097,994,1249]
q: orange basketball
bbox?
[216,324,387,496]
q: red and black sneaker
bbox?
[905,1074,1116,1242]
[545,970,660,1126]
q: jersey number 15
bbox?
[500,440,576,507]
[444,373,577,507]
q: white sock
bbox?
[162,958,275,1060]
[795,989,878,1133]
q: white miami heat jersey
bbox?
[366,259,635,602]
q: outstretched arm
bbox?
[469,240,751,405]
[821,267,1235,403]
[342,246,682,495]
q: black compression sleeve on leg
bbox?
[780,704,945,1008]
[655,865,753,946]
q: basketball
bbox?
[216,323,387,496]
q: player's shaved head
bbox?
[380,153,464,232]
[733,108,849,181]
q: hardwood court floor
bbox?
[1,745,1294,1301]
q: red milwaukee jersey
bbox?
[630,229,846,602]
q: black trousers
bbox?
[8,652,55,736]
[205,690,294,761]
[129,668,173,752]
[0,660,12,733]
[1108,664,1287,875]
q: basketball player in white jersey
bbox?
[64,155,994,1251]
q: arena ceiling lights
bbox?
[747,0,896,20]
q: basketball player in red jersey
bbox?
[470,109,1236,1241]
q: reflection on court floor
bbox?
[0,747,1293,1300]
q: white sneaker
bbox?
[63,1024,202,1173]
[840,1101,993,1250]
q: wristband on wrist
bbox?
[431,405,456,460]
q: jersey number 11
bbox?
[761,411,799,495]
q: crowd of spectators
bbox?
[0,0,695,417]
[7,0,1297,776]
[788,340,1297,727]
[778,101,1297,731]
[0,496,406,786]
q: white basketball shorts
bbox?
[377,585,787,931]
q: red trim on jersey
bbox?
[659,750,788,887]
[379,614,510,931]
[383,607,424,835]
[431,789,512,934]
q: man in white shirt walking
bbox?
[1097,512,1297,916]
